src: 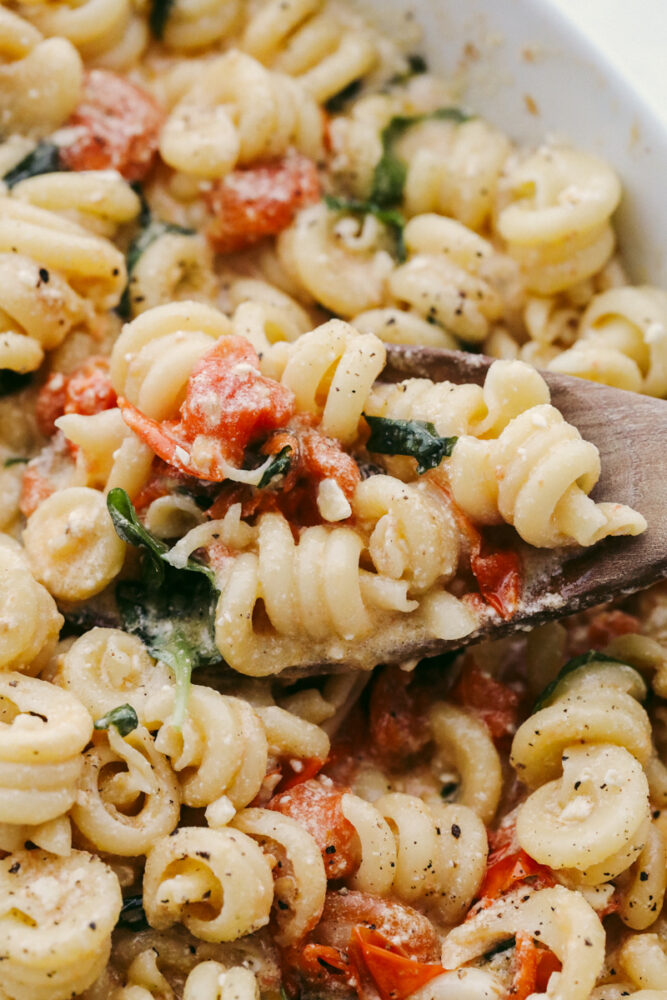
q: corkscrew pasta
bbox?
[0,1,666,997]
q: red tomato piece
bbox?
[205,153,321,254]
[350,927,446,1000]
[275,757,327,795]
[470,544,521,619]
[299,428,361,501]
[368,666,429,767]
[59,69,163,181]
[268,779,360,879]
[36,357,117,436]
[586,610,642,648]
[469,818,555,917]
[35,373,68,438]
[19,467,55,518]
[511,933,561,1000]
[452,666,520,742]
[180,337,295,464]
[314,891,441,963]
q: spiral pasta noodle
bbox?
[366,357,550,439]
[449,401,648,547]
[0,671,92,825]
[268,318,385,443]
[16,0,148,70]
[276,203,395,316]
[388,214,521,343]
[401,117,513,230]
[0,537,63,674]
[23,485,126,601]
[340,791,487,923]
[547,286,667,397]
[0,197,126,372]
[159,50,323,180]
[110,300,233,419]
[143,825,275,942]
[240,0,378,103]
[214,508,475,674]
[0,7,83,137]
[71,724,181,855]
[0,848,122,1000]
[9,169,142,238]
[442,885,605,1000]
[512,658,654,886]
[496,145,622,294]
[231,806,327,944]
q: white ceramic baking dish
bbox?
[357,0,667,287]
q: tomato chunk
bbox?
[282,892,442,1000]
[19,467,54,518]
[452,666,520,742]
[469,817,555,917]
[180,337,295,464]
[470,542,521,619]
[205,153,321,254]
[119,336,296,481]
[36,357,116,437]
[350,927,446,1000]
[511,932,561,1000]
[59,69,163,181]
[368,666,428,767]
[275,757,327,795]
[268,778,359,879]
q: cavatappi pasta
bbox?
[0,1,666,999]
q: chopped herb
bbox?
[388,53,428,87]
[118,213,194,319]
[117,894,149,930]
[371,106,471,207]
[482,937,516,961]
[0,370,31,397]
[440,781,459,798]
[364,414,457,474]
[324,78,363,113]
[325,195,406,262]
[3,142,62,188]
[258,445,292,488]
[93,704,139,737]
[280,988,291,1000]
[3,456,28,467]
[532,650,632,712]
[107,489,220,727]
[107,487,214,587]
[148,0,175,39]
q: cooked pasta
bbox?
[0,848,121,1000]
[0,3,665,997]
[0,671,91,825]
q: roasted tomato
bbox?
[268,778,360,880]
[59,69,163,181]
[205,153,321,254]
[35,357,116,437]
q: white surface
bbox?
[547,0,667,126]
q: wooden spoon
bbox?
[375,344,667,661]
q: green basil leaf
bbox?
[324,78,363,113]
[364,414,457,474]
[371,106,471,207]
[324,196,407,262]
[3,142,62,188]
[149,0,175,39]
[3,456,28,467]
[258,445,292,488]
[93,704,139,737]
[107,487,168,587]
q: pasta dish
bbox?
[0,1,666,998]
